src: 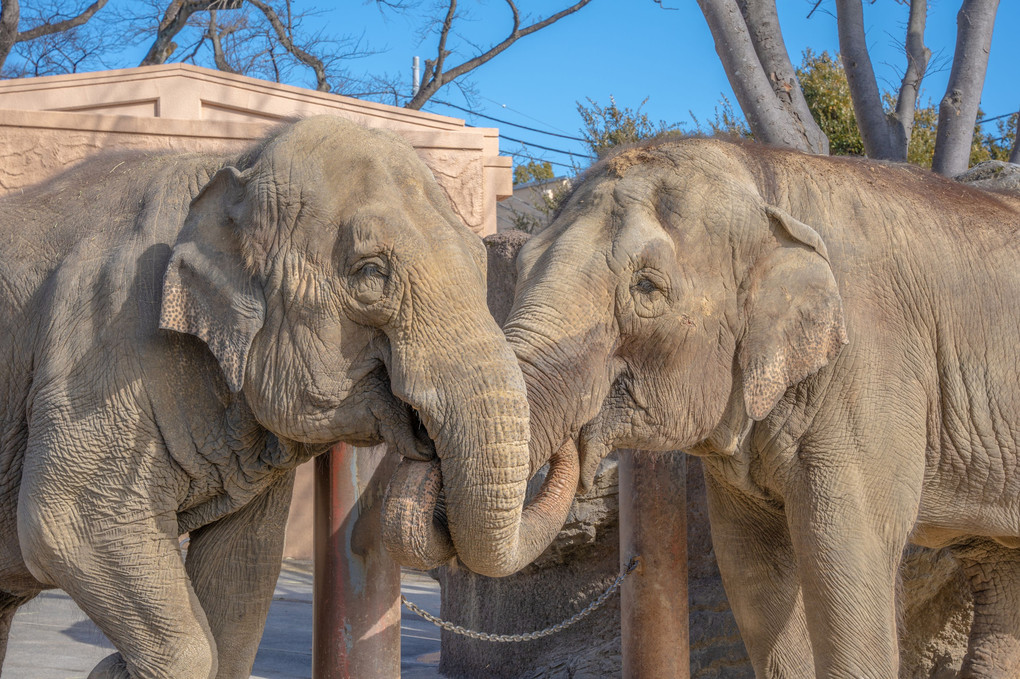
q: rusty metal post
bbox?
[313,443,401,679]
[619,450,689,679]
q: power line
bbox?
[977,110,1019,125]
[500,133,595,159]
[481,96,575,135]
[506,151,580,171]
[432,100,587,142]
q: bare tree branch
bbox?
[207,9,237,73]
[736,0,827,153]
[247,0,329,91]
[15,0,107,42]
[834,0,899,159]
[2,0,111,75]
[696,0,819,152]
[932,0,1000,176]
[889,0,930,153]
[836,0,931,161]
[418,0,456,97]
[141,0,241,66]
[405,0,592,110]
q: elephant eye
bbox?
[634,277,659,294]
[631,269,667,297]
[359,262,381,277]
[353,257,388,279]
[629,268,670,319]
[351,256,390,305]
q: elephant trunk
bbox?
[381,314,578,578]
[503,292,617,492]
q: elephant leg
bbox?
[19,495,217,679]
[703,469,814,678]
[0,591,36,667]
[951,539,1020,678]
[185,470,296,679]
[782,450,918,679]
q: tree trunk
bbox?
[0,0,20,73]
[931,0,1000,176]
[696,0,825,153]
[836,0,930,162]
[835,0,897,159]
[889,0,931,157]
[737,0,827,154]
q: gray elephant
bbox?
[0,116,575,678]
[397,137,1020,677]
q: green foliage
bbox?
[797,50,864,157]
[513,160,555,185]
[577,96,679,158]
[978,113,1018,162]
[903,100,938,167]
[688,95,752,139]
[895,101,1008,169]
[506,209,545,234]
[505,178,572,235]
[798,49,1015,169]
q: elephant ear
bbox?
[739,206,848,421]
[159,166,266,393]
[484,230,530,328]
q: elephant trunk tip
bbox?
[381,457,455,570]
[381,439,580,578]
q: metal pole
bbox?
[313,443,401,679]
[619,450,689,679]
[412,56,420,97]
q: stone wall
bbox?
[0,110,505,238]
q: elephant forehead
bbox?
[612,209,675,263]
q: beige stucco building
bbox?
[0,63,513,558]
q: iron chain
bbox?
[401,556,641,643]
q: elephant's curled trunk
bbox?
[379,315,579,578]
[381,439,579,576]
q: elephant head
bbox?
[158,116,577,577]
[502,138,847,491]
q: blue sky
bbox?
[320,1,1018,173]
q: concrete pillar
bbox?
[619,450,689,679]
[313,443,401,678]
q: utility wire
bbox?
[481,96,575,134]
[425,100,593,161]
[977,110,1019,125]
[433,100,587,142]
[507,152,579,171]
[500,133,595,159]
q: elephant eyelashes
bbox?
[358,262,383,278]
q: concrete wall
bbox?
[0,65,512,236]
[0,64,513,559]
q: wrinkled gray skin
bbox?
[501,138,1020,678]
[0,116,575,678]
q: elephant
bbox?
[0,115,577,678]
[402,137,1020,677]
